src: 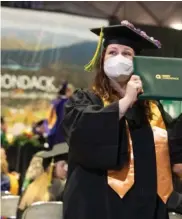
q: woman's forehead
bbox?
[56,160,66,165]
[107,44,134,51]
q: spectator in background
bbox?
[47,81,74,129]
[169,114,182,193]
[1,117,8,148]
[16,143,68,219]
[21,152,44,193]
[32,119,50,149]
[48,81,74,147]
[173,165,182,181]
[169,114,182,178]
[54,160,68,189]
[1,147,10,192]
[1,147,19,195]
[166,114,182,215]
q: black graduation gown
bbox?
[61,89,177,219]
[167,115,182,214]
[168,114,182,165]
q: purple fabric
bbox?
[33,119,50,135]
[48,98,68,147]
[43,120,50,135]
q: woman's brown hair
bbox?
[18,172,50,210]
[25,156,43,181]
[18,160,55,210]
[92,49,119,103]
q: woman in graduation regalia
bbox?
[62,20,182,219]
[48,81,74,147]
[16,143,68,219]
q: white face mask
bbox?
[104,54,133,81]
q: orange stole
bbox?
[149,103,173,203]
[104,100,173,203]
[108,125,134,198]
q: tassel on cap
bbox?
[22,178,31,192]
[84,27,104,72]
[48,158,54,186]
